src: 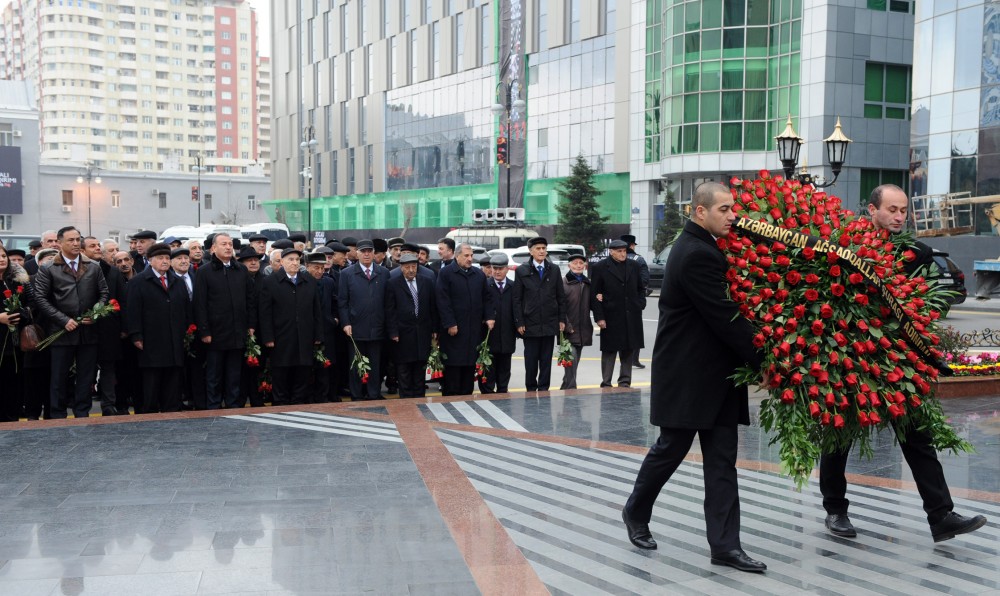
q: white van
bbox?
[240,222,290,243]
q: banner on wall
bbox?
[498,0,526,209]
[0,146,23,215]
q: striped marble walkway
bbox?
[437,429,1000,596]
[225,411,403,443]
[421,400,529,432]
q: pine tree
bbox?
[652,190,685,254]
[555,154,609,254]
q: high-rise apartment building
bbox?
[257,55,272,175]
[269,1,918,252]
[0,0,263,176]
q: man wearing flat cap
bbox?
[512,236,567,392]
[236,246,266,407]
[306,251,338,403]
[386,253,438,397]
[591,240,645,388]
[248,233,271,266]
[192,232,258,409]
[288,233,307,253]
[129,230,157,272]
[481,253,517,393]
[436,243,496,396]
[125,242,192,413]
[386,237,405,269]
[259,248,323,405]
[622,233,650,369]
[340,237,359,266]
[390,244,435,282]
[325,242,351,398]
[338,239,390,400]
[372,238,389,268]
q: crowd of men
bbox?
[0,228,649,419]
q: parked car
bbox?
[932,249,967,305]
[648,246,671,290]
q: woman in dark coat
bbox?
[259,249,323,405]
[0,247,34,421]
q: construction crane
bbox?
[910,192,1000,237]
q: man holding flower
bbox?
[621,182,767,572]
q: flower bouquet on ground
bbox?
[183,324,198,358]
[348,335,371,384]
[37,299,121,351]
[426,337,446,380]
[556,331,574,368]
[257,365,273,396]
[314,344,331,368]
[723,171,972,487]
[475,329,492,384]
[244,331,261,366]
[938,326,1000,376]
[1,284,26,370]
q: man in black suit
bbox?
[129,230,157,273]
[305,251,338,403]
[260,248,323,405]
[511,237,567,392]
[436,243,495,396]
[236,246,266,407]
[125,243,191,413]
[192,233,257,409]
[32,226,109,419]
[481,254,516,393]
[591,240,646,388]
[386,254,438,397]
[338,239,389,400]
[429,237,455,275]
[818,184,987,543]
[621,182,767,573]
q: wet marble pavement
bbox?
[0,391,996,595]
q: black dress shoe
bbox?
[931,512,987,543]
[710,549,767,572]
[633,362,646,369]
[621,508,656,550]
[825,513,857,537]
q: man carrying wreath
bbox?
[621,182,767,572]
[818,184,987,542]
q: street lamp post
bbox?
[76,163,101,236]
[491,58,526,210]
[300,126,318,245]
[193,155,204,227]
[774,115,852,188]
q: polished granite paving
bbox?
[0,390,996,595]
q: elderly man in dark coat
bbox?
[620,182,766,573]
[480,253,516,394]
[235,246,267,407]
[259,248,323,405]
[560,254,596,390]
[305,251,337,403]
[386,254,438,397]
[511,237,567,392]
[125,243,191,413]
[591,239,646,388]
[338,239,390,400]
[96,249,128,415]
[32,226,109,419]
[192,233,257,409]
[436,243,495,396]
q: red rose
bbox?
[822,412,832,425]
[775,289,789,301]
[16,285,23,293]
[786,271,802,285]
[848,273,864,284]
[869,411,882,424]
[781,389,795,404]
[776,255,790,267]
[858,411,870,427]
[856,320,869,332]
[808,343,820,356]
[845,373,858,386]
[2,289,10,299]
[790,372,803,385]
[854,294,869,305]
[910,395,922,407]
[820,304,834,319]
[802,247,815,260]
[804,289,819,302]
[809,402,821,417]
[830,283,845,297]
[793,305,806,319]
[833,414,845,429]
[753,333,766,348]
[810,320,824,335]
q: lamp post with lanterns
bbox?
[193,154,205,227]
[77,163,101,236]
[300,126,318,244]
[774,115,852,188]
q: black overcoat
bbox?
[435,263,495,366]
[650,221,762,429]
[97,266,128,361]
[511,259,567,337]
[337,263,389,341]
[192,255,257,350]
[485,277,517,354]
[590,257,646,352]
[385,273,438,364]
[259,271,323,367]
[125,269,191,368]
[314,274,338,360]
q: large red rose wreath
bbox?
[723,172,973,487]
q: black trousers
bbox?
[140,367,182,413]
[625,425,742,553]
[442,365,475,396]
[96,358,119,414]
[271,365,311,405]
[819,425,953,524]
[205,348,242,409]
[478,352,513,394]
[0,351,24,421]
[22,352,51,420]
[396,361,427,398]
[522,336,554,391]
[310,360,335,403]
[50,344,99,419]
[234,358,265,408]
[185,356,209,410]
[348,339,382,400]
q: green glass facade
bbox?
[660,0,802,155]
[264,173,631,232]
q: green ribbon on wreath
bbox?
[733,217,952,376]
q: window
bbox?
[0,215,11,231]
[432,22,440,77]
[204,194,213,209]
[348,147,356,191]
[480,6,490,65]
[860,169,908,203]
[331,151,338,195]
[247,195,257,211]
[867,0,912,13]
[454,13,464,71]
[410,30,419,83]
[62,190,74,206]
[111,190,120,208]
[158,191,167,208]
[424,0,432,24]
[367,145,374,192]
[864,62,910,119]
